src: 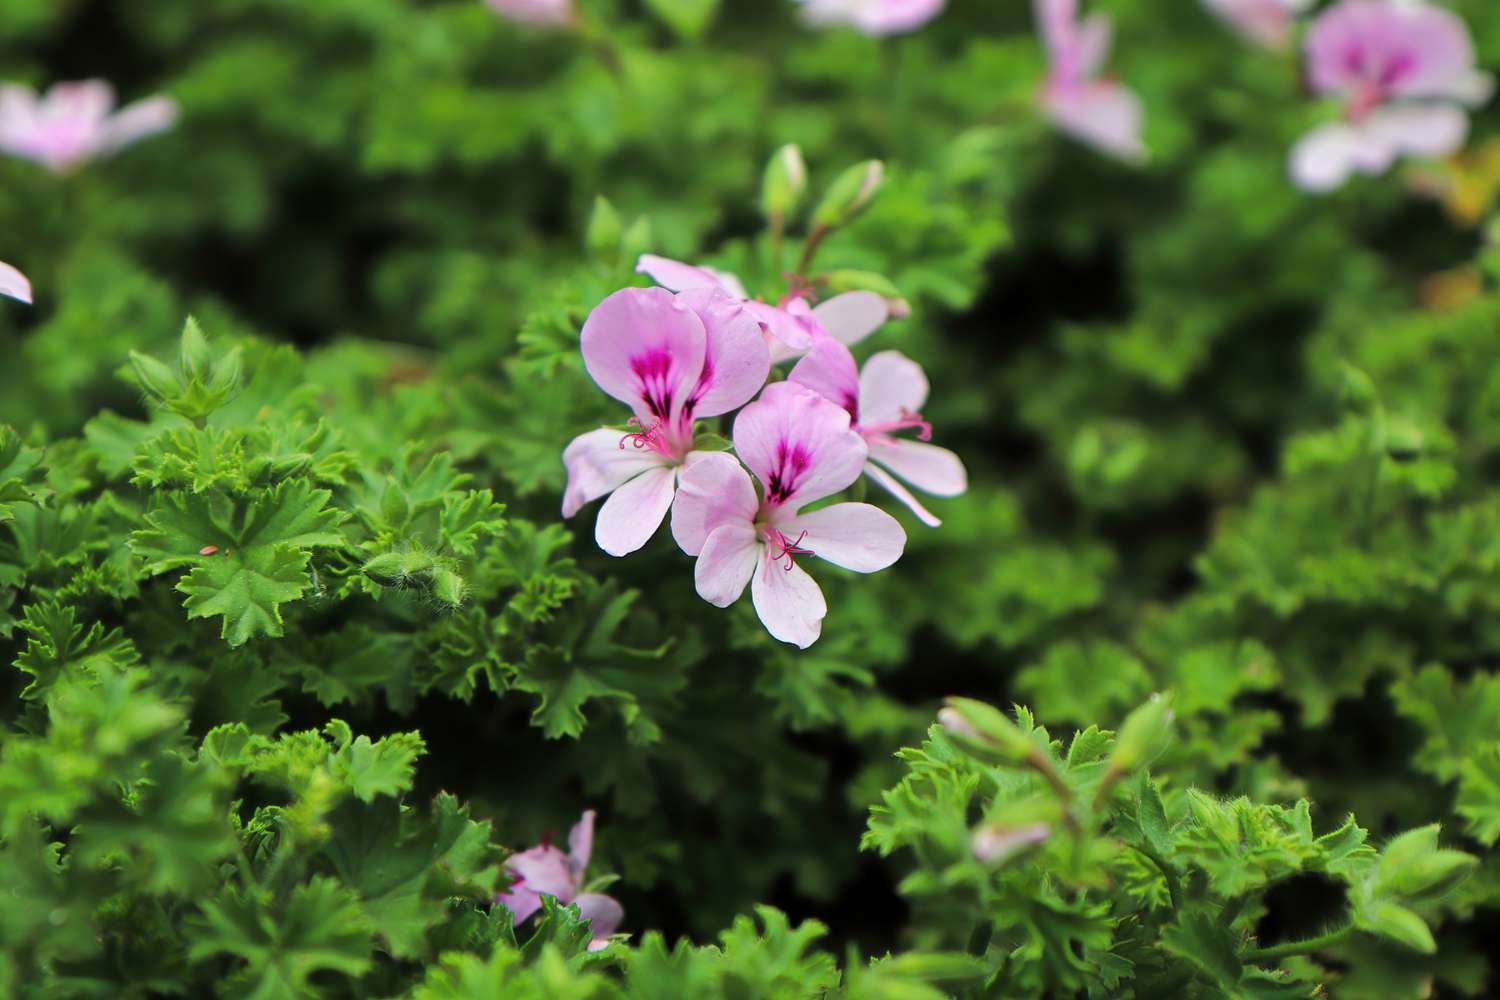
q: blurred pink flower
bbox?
[672,382,905,648]
[790,337,966,527]
[563,287,770,556]
[484,0,576,27]
[0,261,31,304]
[1034,0,1147,162]
[795,0,945,36]
[497,811,623,952]
[0,80,177,172]
[1202,0,1312,50]
[1291,0,1493,192]
[637,254,888,363]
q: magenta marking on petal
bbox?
[630,349,676,420]
[765,439,814,505]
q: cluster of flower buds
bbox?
[562,153,967,648]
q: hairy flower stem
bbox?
[1243,924,1354,963]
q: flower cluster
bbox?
[1292,0,1492,192]
[561,257,966,648]
[1201,0,1491,192]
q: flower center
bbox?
[765,529,815,571]
[619,417,667,452]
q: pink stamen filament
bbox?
[863,408,933,442]
[780,273,818,303]
[767,529,815,571]
[620,417,666,451]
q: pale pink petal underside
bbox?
[750,549,828,648]
[782,501,907,573]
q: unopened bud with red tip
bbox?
[940,697,1035,764]
[761,143,808,223]
[972,822,1051,864]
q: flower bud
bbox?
[1359,900,1436,954]
[432,568,466,607]
[401,550,435,577]
[129,351,180,401]
[586,195,623,265]
[940,697,1035,764]
[811,160,884,232]
[362,552,406,585]
[1375,825,1476,902]
[971,822,1050,864]
[180,317,213,383]
[761,143,808,222]
[1108,693,1174,775]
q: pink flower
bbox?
[790,337,966,527]
[563,287,771,556]
[1201,0,1312,50]
[671,382,906,648]
[484,0,576,27]
[0,80,178,173]
[636,254,889,364]
[497,811,623,952]
[1034,0,1147,163]
[795,0,945,36]
[1291,0,1493,192]
[0,261,31,304]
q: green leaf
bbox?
[189,877,373,1000]
[324,794,502,960]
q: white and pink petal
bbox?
[750,550,828,649]
[782,501,906,573]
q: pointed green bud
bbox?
[586,195,623,265]
[761,143,808,222]
[209,345,243,397]
[180,317,213,382]
[811,160,884,232]
[432,568,466,607]
[129,351,180,401]
[1359,900,1436,954]
[1376,825,1476,901]
[401,550,435,577]
[621,215,654,262]
[1108,693,1175,774]
[939,697,1035,764]
[362,552,406,585]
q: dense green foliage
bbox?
[3,0,1500,996]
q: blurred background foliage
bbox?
[4,0,1500,996]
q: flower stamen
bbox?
[768,529,815,571]
[619,417,666,451]
[865,408,933,441]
